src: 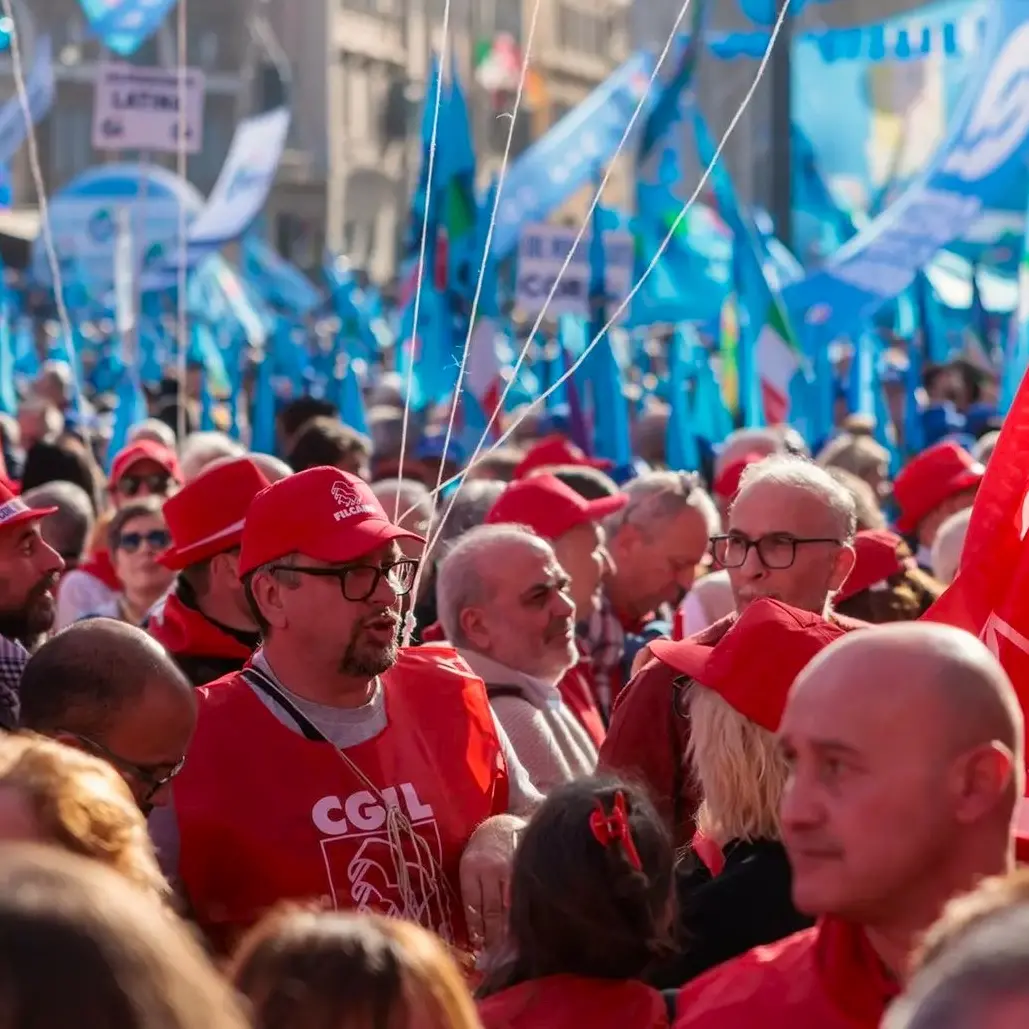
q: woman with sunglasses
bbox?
[84,500,175,625]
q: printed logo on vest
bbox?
[331,479,374,523]
[311,783,454,940]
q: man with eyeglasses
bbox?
[600,456,867,846]
[17,619,196,814]
[166,467,542,956]
[147,457,270,685]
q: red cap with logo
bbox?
[514,435,614,480]
[650,598,847,732]
[0,480,57,533]
[893,441,983,535]
[485,474,627,541]
[109,440,182,488]
[238,466,425,578]
[836,529,912,605]
[159,457,271,570]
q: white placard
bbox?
[515,223,635,321]
[92,63,206,154]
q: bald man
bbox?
[673,624,1023,1028]
[18,620,196,814]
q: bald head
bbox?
[19,620,193,737]
[780,624,1022,936]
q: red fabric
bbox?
[420,621,447,643]
[514,435,614,480]
[148,593,252,661]
[175,645,508,955]
[480,975,672,1029]
[836,531,910,605]
[673,918,900,1029]
[486,475,627,540]
[691,829,725,877]
[713,452,762,501]
[159,458,270,570]
[77,549,122,592]
[0,478,56,531]
[109,439,182,486]
[558,663,606,749]
[893,441,983,534]
[650,600,848,733]
[238,467,424,577]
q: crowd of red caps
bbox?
[0,414,1024,1029]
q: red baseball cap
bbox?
[485,474,627,541]
[650,598,847,732]
[109,440,182,488]
[893,441,983,535]
[713,452,763,501]
[238,466,425,578]
[514,435,614,480]
[159,457,271,570]
[0,480,57,532]
[836,529,912,604]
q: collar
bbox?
[815,918,901,1025]
[455,648,564,711]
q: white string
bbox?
[1,0,82,411]
[392,0,454,520]
[175,0,190,443]
[414,0,698,566]
[409,0,794,520]
[403,0,544,642]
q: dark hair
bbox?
[287,417,371,475]
[478,777,674,996]
[836,565,945,624]
[19,619,191,737]
[20,438,103,514]
[106,498,165,555]
[278,398,339,444]
[549,465,621,501]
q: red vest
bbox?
[558,664,606,749]
[148,592,252,661]
[175,645,509,953]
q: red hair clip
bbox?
[589,791,643,871]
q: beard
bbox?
[0,573,60,646]
[338,611,402,678]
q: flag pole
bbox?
[769,0,793,251]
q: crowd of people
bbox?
[0,365,1024,1029]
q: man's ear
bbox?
[459,607,490,650]
[950,742,1018,825]
[250,572,289,631]
[829,544,857,594]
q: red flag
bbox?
[922,372,1029,703]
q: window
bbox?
[555,2,612,56]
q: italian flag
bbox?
[755,295,803,425]
[465,317,504,423]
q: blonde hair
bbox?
[230,907,482,1029]
[687,687,789,844]
[0,734,170,901]
[817,431,890,485]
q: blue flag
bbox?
[0,36,54,165]
[81,0,178,57]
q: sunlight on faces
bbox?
[111,512,176,599]
[778,641,1016,927]
[551,522,610,621]
[459,538,578,681]
[613,506,711,618]
[0,522,64,641]
[111,459,179,510]
[255,543,406,680]
[726,481,854,614]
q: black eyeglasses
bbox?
[710,533,843,570]
[62,732,185,805]
[273,559,420,602]
[118,529,171,554]
[117,474,172,498]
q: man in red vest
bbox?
[148,457,270,685]
[166,466,540,954]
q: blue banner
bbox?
[140,107,290,292]
[81,0,178,57]
[490,51,656,260]
[783,0,1029,348]
[0,35,54,166]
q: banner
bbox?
[0,35,54,166]
[81,0,178,58]
[139,106,290,292]
[783,0,1029,347]
[515,223,634,320]
[490,51,655,261]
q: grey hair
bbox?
[371,479,432,523]
[128,418,177,450]
[242,554,302,634]
[22,481,95,560]
[714,428,782,477]
[435,524,546,647]
[432,481,507,561]
[736,455,858,541]
[179,432,246,482]
[884,905,1029,1029]
[606,470,721,538]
